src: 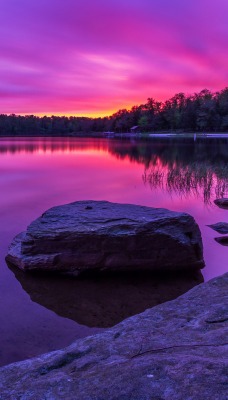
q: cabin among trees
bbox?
[0,88,228,135]
[130,126,141,134]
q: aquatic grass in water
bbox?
[143,162,228,204]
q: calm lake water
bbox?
[0,136,227,367]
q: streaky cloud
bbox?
[0,0,228,115]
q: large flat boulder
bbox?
[6,201,204,275]
[0,273,227,400]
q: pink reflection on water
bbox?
[0,137,227,281]
[0,137,227,367]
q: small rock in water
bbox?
[214,236,228,246]
[207,222,228,234]
[214,198,228,209]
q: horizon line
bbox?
[1,86,227,119]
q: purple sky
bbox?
[0,0,228,116]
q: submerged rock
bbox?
[208,222,228,234]
[214,198,228,209]
[6,200,204,275]
[0,273,227,400]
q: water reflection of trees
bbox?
[109,138,228,204]
[0,137,227,203]
[143,162,228,204]
[0,138,109,154]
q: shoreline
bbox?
[0,132,228,139]
[0,273,227,399]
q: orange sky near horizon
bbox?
[1,0,228,117]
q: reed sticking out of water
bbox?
[143,162,228,204]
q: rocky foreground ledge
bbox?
[0,273,227,400]
[6,200,204,275]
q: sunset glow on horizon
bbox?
[1,0,228,117]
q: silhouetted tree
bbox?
[0,87,228,135]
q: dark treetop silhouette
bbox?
[1,87,228,135]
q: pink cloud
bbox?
[0,0,228,115]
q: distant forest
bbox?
[1,87,228,135]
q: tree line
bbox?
[0,87,228,135]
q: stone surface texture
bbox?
[208,222,228,234]
[214,198,228,209]
[6,200,204,275]
[0,273,227,400]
